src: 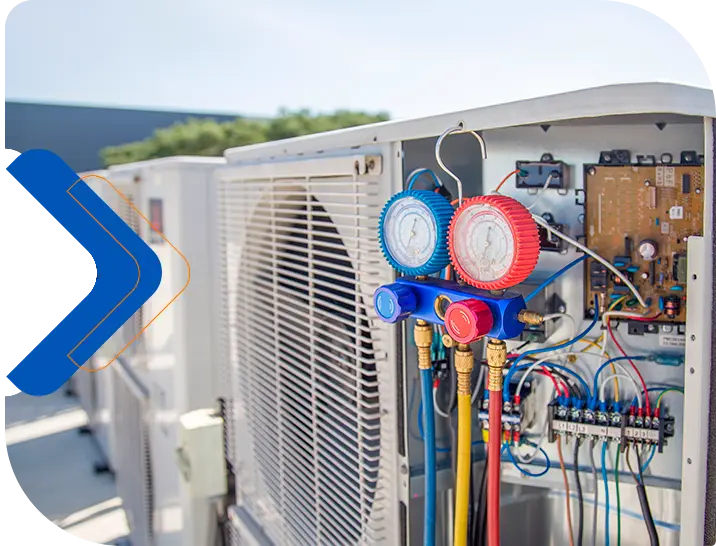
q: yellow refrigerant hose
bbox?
[453,343,474,546]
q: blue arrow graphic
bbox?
[7,150,162,396]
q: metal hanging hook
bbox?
[434,122,488,206]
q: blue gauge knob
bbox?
[378,189,454,276]
[374,284,417,323]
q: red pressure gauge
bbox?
[448,195,540,290]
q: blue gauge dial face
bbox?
[382,197,438,268]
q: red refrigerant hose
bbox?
[487,389,502,546]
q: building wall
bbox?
[5,101,240,172]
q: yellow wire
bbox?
[453,393,472,546]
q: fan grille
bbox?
[218,171,396,546]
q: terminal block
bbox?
[478,381,536,445]
[546,400,675,452]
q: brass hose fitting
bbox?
[486,338,507,392]
[518,309,544,325]
[414,320,433,370]
[454,343,474,396]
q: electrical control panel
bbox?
[584,160,704,322]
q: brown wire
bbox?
[494,168,521,193]
[557,436,576,546]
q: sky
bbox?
[5,0,712,120]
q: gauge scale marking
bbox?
[378,189,454,276]
[452,203,516,282]
[383,197,438,269]
[448,195,540,289]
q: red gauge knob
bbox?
[444,299,494,344]
[448,194,540,290]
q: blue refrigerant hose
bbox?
[419,368,437,546]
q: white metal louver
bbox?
[111,358,154,546]
[216,151,401,546]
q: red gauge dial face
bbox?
[448,195,540,290]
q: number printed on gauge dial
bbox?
[452,203,515,282]
[448,194,540,289]
[382,197,438,269]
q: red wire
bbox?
[487,390,502,546]
[535,369,567,397]
[607,321,651,416]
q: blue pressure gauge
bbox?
[378,190,454,276]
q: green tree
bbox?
[100,109,389,167]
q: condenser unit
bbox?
[101,156,226,546]
[217,83,716,546]
[67,169,118,474]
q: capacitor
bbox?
[664,295,681,319]
[638,239,658,261]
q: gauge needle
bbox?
[407,218,418,242]
[484,226,493,248]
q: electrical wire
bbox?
[655,387,684,411]
[601,442,611,546]
[591,356,648,410]
[419,369,437,546]
[511,295,600,371]
[523,255,587,303]
[615,448,621,546]
[606,323,652,416]
[557,437,576,546]
[406,168,443,191]
[525,173,554,211]
[599,373,643,409]
[532,215,648,308]
[628,445,660,545]
[574,440,584,546]
[507,360,591,403]
[543,313,577,346]
[493,169,522,194]
[589,440,599,546]
[505,442,551,477]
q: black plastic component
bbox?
[660,152,674,164]
[681,150,701,165]
[682,173,691,194]
[516,154,567,189]
[436,185,453,200]
[636,154,656,166]
[537,213,568,253]
[649,261,656,286]
[624,236,633,257]
[599,150,631,165]
[589,261,608,291]
[628,321,658,336]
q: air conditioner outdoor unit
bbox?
[66,169,119,474]
[104,157,226,546]
[216,83,715,546]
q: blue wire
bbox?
[407,168,442,191]
[629,385,684,408]
[590,355,649,407]
[419,369,436,546]
[524,255,588,303]
[601,442,611,546]
[504,443,551,477]
[641,445,657,473]
[503,299,599,403]
[504,361,591,402]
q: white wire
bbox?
[525,174,554,211]
[532,215,648,308]
[542,313,576,349]
[599,373,642,409]
[517,385,558,464]
[472,364,485,404]
[515,354,563,402]
[433,386,451,418]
